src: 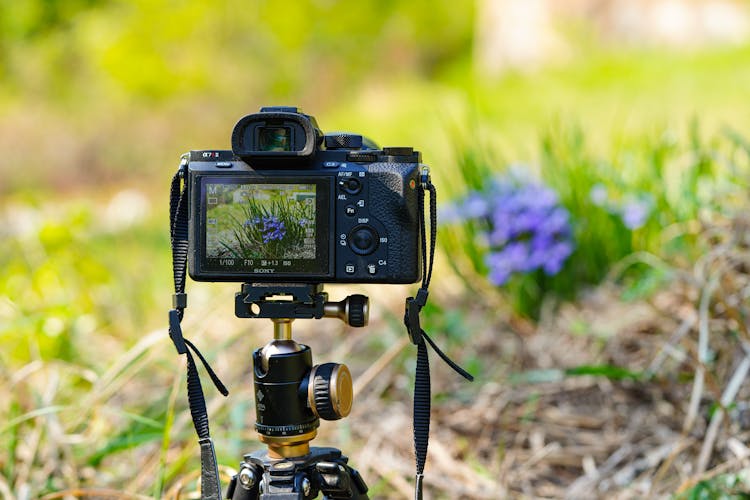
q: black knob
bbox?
[325,134,363,149]
[347,294,368,327]
[322,294,369,326]
[348,225,378,255]
[346,152,378,163]
[308,363,353,420]
[338,177,362,195]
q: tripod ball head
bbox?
[253,329,355,458]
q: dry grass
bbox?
[335,210,750,499]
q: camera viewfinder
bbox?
[259,126,292,152]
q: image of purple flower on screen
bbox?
[244,217,262,227]
[261,216,286,243]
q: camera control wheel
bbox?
[348,225,378,255]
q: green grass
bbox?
[0,195,179,496]
[438,121,750,317]
[676,471,750,500]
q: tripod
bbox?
[225,283,370,500]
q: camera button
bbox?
[348,225,378,255]
[323,161,340,168]
[345,205,356,216]
[345,263,356,275]
[367,264,377,275]
[339,178,362,195]
[216,161,232,168]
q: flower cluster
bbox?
[442,177,574,286]
[589,184,653,230]
[245,216,287,243]
[261,216,286,243]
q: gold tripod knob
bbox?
[308,363,353,420]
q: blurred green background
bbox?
[3,0,750,498]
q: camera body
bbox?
[185,106,423,284]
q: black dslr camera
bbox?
[185,106,424,284]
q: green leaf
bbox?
[88,431,164,467]
[564,364,645,381]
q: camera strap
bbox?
[169,160,229,500]
[404,171,474,500]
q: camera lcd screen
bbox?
[200,176,330,277]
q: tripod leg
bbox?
[229,452,369,500]
[315,461,369,499]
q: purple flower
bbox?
[488,224,512,246]
[522,184,558,211]
[589,184,608,206]
[463,193,490,218]
[528,233,554,268]
[501,241,529,269]
[542,241,573,275]
[487,266,511,286]
[486,251,512,286]
[245,217,261,227]
[510,210,546,236]
[620,199,651,230]
[261,216,286,243]
[450,174,575,286]
[540,208,570,235]
[588,184,652,230]
[438,204,463,224]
